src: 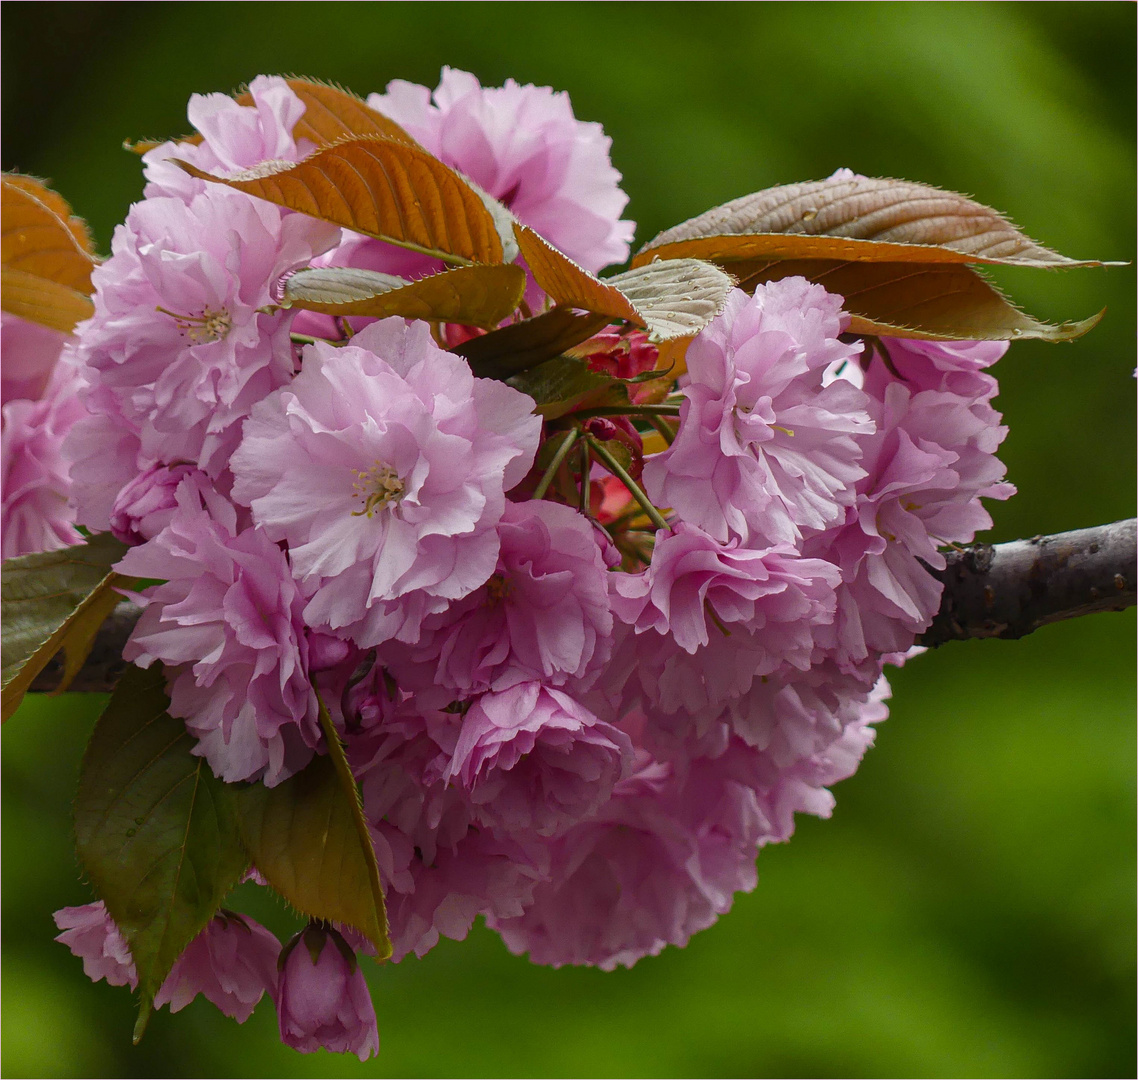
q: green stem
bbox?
[645,414,677,445]
[585,434,671,532]
[532,429,579,500]
[572,404,681,419]
[290,333,332,347]
[578,440,592,515]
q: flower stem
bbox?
[532,429,579,500]
[585,434,670,532]
[645,414,677,445]
[578,440,592,515]
[572,404,681,419]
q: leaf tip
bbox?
[132,998,153,1044]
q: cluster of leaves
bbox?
[0,76,1111,1038]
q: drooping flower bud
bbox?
[275,923,379,1060]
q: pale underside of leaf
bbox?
[175,137,505,266]
[235,693,391,959]
[514,224,733,342]
[636,175,1114,269]
[282,264,526,328]
[454,307,611,380]
[1,535,129,721]
[731,258,1103,342]
[74,664,249,1041]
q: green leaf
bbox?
[507,355,630,420]
[282,263,526,328]
[455,307,610,380]
[235,692,391,959]
[2,534,130,721]
[74,664,249,1041]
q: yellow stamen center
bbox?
[350,462,405,518]
[156,305,233,344]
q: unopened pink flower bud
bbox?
[276,923,379,1060]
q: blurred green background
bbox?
[2,3,1134,1076]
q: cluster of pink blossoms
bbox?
[3,72,1013,1057]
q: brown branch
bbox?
[919,518,1137,647]
[28,520,1136,692]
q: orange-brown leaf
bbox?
[2,176,98,329]
[176,137,504,265]
[3,174,96,255]
[455,307,611,380]
[732,259,1102,342]
[282,263,526,327]
[635,174,1113,269]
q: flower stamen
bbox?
[156,305,233,343]
[350,462,405,517]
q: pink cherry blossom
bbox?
[53,901,137,990]
[368,67,634,274]
[643,281,873,546]
[109,462,199,545]
[75,185,337,478]
[2,352,86,557]
[390,499,614,699]
[276,925,378,1060]
[490,741,770,970]
[230,319,541,647]
[143,75,311,202]
[441,682,633,837]
[152,912,280,1022]
[119,474,319,786]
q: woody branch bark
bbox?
[28,520,1137,693]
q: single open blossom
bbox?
[2,352,86,557]
[808,362,1013,666]
[643,281,873,546]
[276,924,378,1060]
[53,901,137,990]
[390,499,614,699]
[231,319,541,646]
[152,912,280,1023]
[119,474,320,786]
[368,67,634,275]
[143,75,311,202]
[440,682,633,837]
[76,184,337,477]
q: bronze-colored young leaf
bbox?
[515,224,733,341]
[1,535,130,721]
[3,173,97,255]
[2,176,98,330]
[235,694,391,959]
[175,137,504,265]
[635,174,1115,269]
[455,307,611,380]
[1,268,94,332]
[731,258,1103,342]
[244,77,419,148]
[74,663,249,1041]
[506,355,630,420]
[283,263,526,328]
